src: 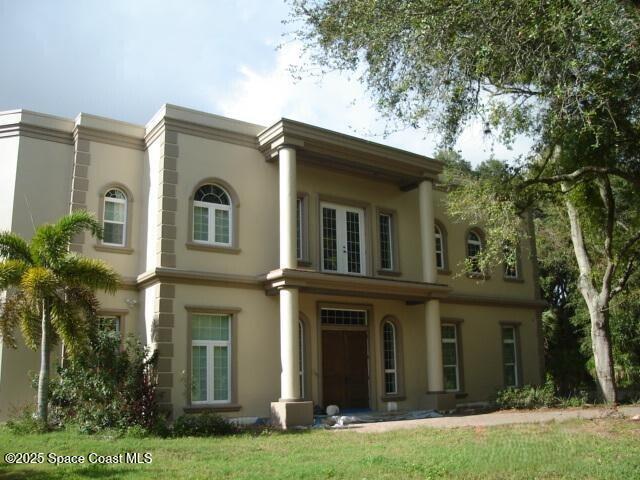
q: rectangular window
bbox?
[442,324,460,391]
[502,326,519,387]
[193,204,231,246]
[103,199,126,245]
[504,246,519,279]
[97,315,121,337]
[296,197,303,260]
[320,308,367,326]
[383,322,397,394]
[191,314,231,403]
[379,213,393,270]
[321,203,366,275]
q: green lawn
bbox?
[1,418,639,479]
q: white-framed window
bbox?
[503,245,519,279]
[321,202,366,275]
[435,225,444,270]
[103,189,127,246]
[442,324,460,391]
[191,313,231,404]
[502,325,519,387]
[299,319,305,399]
[379,213,394,271]
[383,321,398,394]
[466,230,482,273]
[193,185,232,246]
[296,197,304,260]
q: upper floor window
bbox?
[193,184,232,246]
[379,213,394,271]
[435,224,445,271]
[103,189,127,246]
[503,244,519,280]
[321,202,366,275]
[466,229,483,273]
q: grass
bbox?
[1,418,639,479]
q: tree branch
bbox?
[521,166,640,190]
[598,176,616,301]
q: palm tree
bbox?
[0,211,119,425]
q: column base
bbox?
[270,401,314,429]
[420,392,457,412]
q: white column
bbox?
[279,146,297,269]
[419,179,444,392]
[279,287,300,401]
[278,146,300,400]
[418,179,437,283]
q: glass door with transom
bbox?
[321,202,366,275]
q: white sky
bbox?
[0,0,531,164]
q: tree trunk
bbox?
[563,188,618,404]
[588,300,618,403]
[37,299,51,425]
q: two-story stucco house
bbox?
[0,105,545,427]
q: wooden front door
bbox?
[322,330,369,409]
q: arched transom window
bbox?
[103,188,127,246]
[193,184,232,245]
[466,230,482,273]
[383,321,398,395]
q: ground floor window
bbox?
[320,308,367,326]
[191,313,231,403]
[383,321,398,394]
[502,325,519,387]
[441,323,460,391]
[97,315,121,337]
[299,319,305,399]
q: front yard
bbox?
[1,417,639,479]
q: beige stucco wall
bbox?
[167,284,542,419]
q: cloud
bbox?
[216,42,531,164]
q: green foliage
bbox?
[172,413,238,437]
[48,327,160,434]
[5,408,51,435]
[496,376,590,410]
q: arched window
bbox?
[383,321,398,395]
[435,225,444,270]
[466,230,483,273]
[103,188,127,246]
[193,184,232,246]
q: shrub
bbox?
[496,375,590,410]
[6,408,50,434]
[172,413,238,437]
[48,328,160,434]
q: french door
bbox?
[321,202,366,275]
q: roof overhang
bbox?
[258,119,443,190]
[262,268,451,303]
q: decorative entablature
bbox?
[261,268,451,303]
[257,118,444,190]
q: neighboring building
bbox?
[0,105,545,427]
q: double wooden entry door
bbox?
[322,329,369,409]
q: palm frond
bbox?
[0,232,32,263]
[20,266,57,297]
[30,212,102,266]
[51,286,99,358]
[19,299,41,350]
[58,256,120,294]
[0,259,28,289]
[0,292,24,348]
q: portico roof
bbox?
[262,268,451,303]
[257,119,443,189]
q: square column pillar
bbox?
[272,145,313,428]
[418,180,455,410]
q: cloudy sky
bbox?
[0,0,530,164]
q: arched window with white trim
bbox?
[103,188,127,246]
[466,230,483,273]
[193,184,232,246]
[383,321,398,395]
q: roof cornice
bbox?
[258,118,443,189]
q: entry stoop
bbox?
[270,401,314,429]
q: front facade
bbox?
[0,105,545,425]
